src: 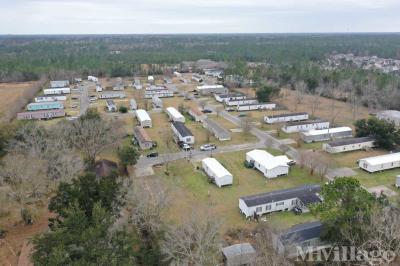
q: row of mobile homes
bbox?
[239,184,322,218]
[246,149,291,178]
[27,101,64,111]
[265,112,309,124]
[35,96,67,102]
[273,221,327,258]
[165,107,185,123]
[106,100,117,112]
[214,93,246,103]
[88,76,99,82]
[144,90,174,98]
[133,126,153,150]
[171,121,195,144]
[50,80,69,88]
[96,85,103,92]
[358,152,400,173]
[376,110,400,127]
[282,120,330,133]
[202,118,231,141]
[221,243,256,266]
[192,74,203,83]
[196,85,228,95]
[99,92,126,99]
[301,127,353,143]
[323,137,375,154]
[130,99,137,110]
[202,158,233,187]
[135,109,152,128]
[189,107,207,122]
[44,87,71,95]
[152,96,163,109]
[225,98,259,107]
[236,102,276,112]
[17,109,66,120]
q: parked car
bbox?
[202,109,212,114]
[292,206,302,215]
[146,152,159,158]
[200,144,217,151]
[182,144,191,151]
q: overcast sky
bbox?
[1,0,400,34]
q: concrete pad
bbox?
[326,167,357,180]
[367,185,398,197]
[135,166,154,177]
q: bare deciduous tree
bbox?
[310,87,324,116]
[294,81,306,111]
[240,116,253,135]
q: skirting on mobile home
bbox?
[301,127,353,143]
[281,120,329,133]
[323,137,375,153]
[358,152,400,173]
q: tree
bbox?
[311,177,378,245]
[119,106,128,113]
[256,85,280,102]
[161,212,220,265]
[117,144,140,172]
[240,116,253,135]
[354,117,400,150]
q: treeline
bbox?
[1,34,400,82]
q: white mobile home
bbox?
[265,112,309,124]
[165,107,185,123]
[88,76,99,82]
[301,127,353,143]
[323,137,375,154]
[96,85,103,92]
[134,79,142,90]
[214,93,246,103]
[202,158,233,187]
[282,120,330,133]
[43,87,71,95]
[99,92,126,99]
[17,109,66,120]
[130,99,137,110]
[236,102,276,111]
[106,100,117,112]
[188,107,207,122]
[192,74,203,83]
[203,118,231,141]
[135,109,152,128]
[196,85,228,95]
[246,150,290,178]
[171,122,194,144]
[50,80,69,88]
[225,98,259,106]
[35,96,67,102]
[358,153,400,173]
[239,184,322,218]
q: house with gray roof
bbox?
[323,137,375,153]
[221,243,256,266]
[171,121,194,144]
[202,118,231,141]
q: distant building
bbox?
[27,101,64,111]
[148,76,154,83]
[376,110,400,127]
[196,85,228,95]
[188,107,207,122]
[99,92,126,99]
[135,109,152,128]
[88,76,99,82]
[323,137,375,154]
[165,107,185,123]
[152,96,163,109]
[43,87,71,95]
[50,80,69,88]
[246,149,291,178]
[35,96,67,102]
[130,99,137,110]
[264,112,309,124]
[17,109,65,120]
[133,126,153,150]
[225,98,258,107]
[214,93,246,103]
[221,243,256,266]
[106,100,117,112]
[192,74,203,83]
[235,102,276,111]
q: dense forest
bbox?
[1,33,400,81]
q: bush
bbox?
[119,106,128,113]
[21,208,33,225]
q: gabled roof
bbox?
[327,137,374,147]
[172,121,193,137]
[280,221,323,244]
[221,243,256,259]
[240,184,321,207]
[360,152,400,166]
[246,150,289,170]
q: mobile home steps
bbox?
[265,112,309,124]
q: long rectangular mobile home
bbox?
[17,109,66,120]
[188,107,207,122]
[323,137,375,154]
[264,112,309,124]
[239,184,322,218]
[202,157,233,187]
[35,96,67,102]
[27,101,64,111]
[214,93,246,103]
[133,126,153,150]
[130,99,137,110]
[246,149,291,178]
[225,98,259,106]
[152,96,163,109]
[301,127,353,143]
[282,120,330,133]
[43,87,71,95]
[358,152,400,173]
[99,92,126,99]
[165,107,185,123]
[196,85,228,95]
[202,118,231,141]
[144,90,174,98]
[50,80,69,88]
[135,109,152,128]
[236,102,276,111]
[106,100,117,112]
[171,122,194,144]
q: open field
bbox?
[154,149,324,233]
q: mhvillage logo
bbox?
[296,246,396,265]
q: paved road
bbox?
[79,82,90,116]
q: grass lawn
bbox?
[155,149,324,233]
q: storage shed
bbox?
[202,158,233,187]
[135,109,152,128]
[202,118,231,141]
[282,120,330,133]
[246,150,290,178]
[188,107,207,122]
[301,127,353,143]
[264,112,309,124]
[43,88,71,95]
[358,152,400,173]
[165,107,185,123]
[239,184,321,218]
[17,109,66,120]
[133,126,153,150]
[171,121,194,144]
[106,100,117,112]
[27,101,64,111]
[130,99,137,110]
[323,137,375,153]
[221,243,256,266]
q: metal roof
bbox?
[136,109,151,122]
[221,243,256,258]
[326,137,374,147]
[240,184,321,207]
[166,107,184,120]
[359,152,400,166]
[267,112,308,119]
[172,121,193,137]
[303,127,352,136]
[246,149,289,170]
[280,221,323,244]
[203,118,231,140]
[202,158,232,178]
[285,120,328,127]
